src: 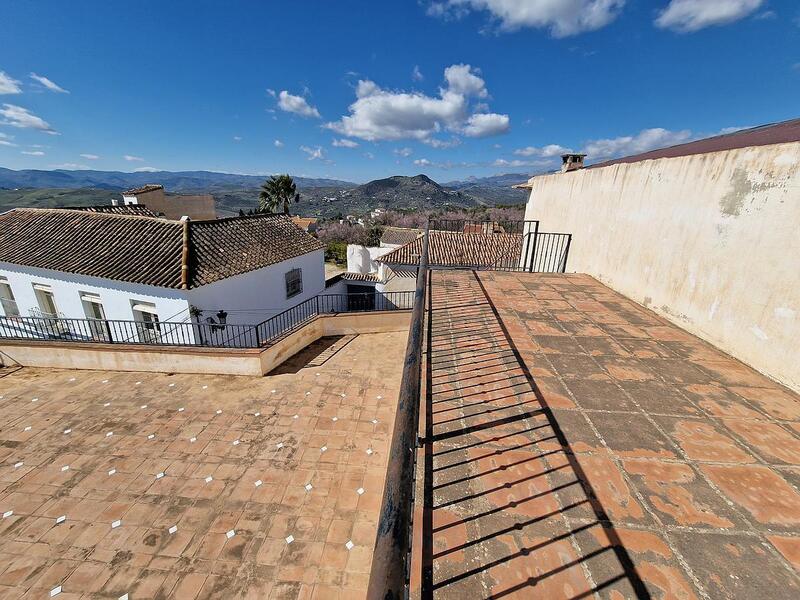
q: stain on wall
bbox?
[524,141,800,391]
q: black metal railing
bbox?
[421,219,571,273]
[368,225,430,599]
[0,291,414,349]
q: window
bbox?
[0,278,19,317]
[285,268,303,299]
[81,292,110,341]
[131,301,161,343]
[32,284,59,317]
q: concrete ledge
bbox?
[0,310,411,377]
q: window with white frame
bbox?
[285,268,303,299]
[32,283,59,318]
[0,278,19,317]
[131,301,161,343]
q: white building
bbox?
[0,208,325,342]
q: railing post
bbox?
[562,234,572,273]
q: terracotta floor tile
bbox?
[722,420,800,465]
[0,331,405,599]
[656,417,757,463]
[671,531,800,599]
[621,458,745,528]
[702,464,800,527]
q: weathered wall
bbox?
[523,141,800,391]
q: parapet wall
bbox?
[523,141,800,391]
[0,310,410,377]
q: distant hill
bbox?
[0,168,529,217]
[0,167,355,193]
[444,173,532,188]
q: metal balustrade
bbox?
[0,291,414,349]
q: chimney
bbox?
[561,153,586,173]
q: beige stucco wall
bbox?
[0,310,411,377]
[523,141,800,392]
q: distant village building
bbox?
[290,216,319,234]
[0,209,324,330]
[114,184,216,221]
[518,117,800,390]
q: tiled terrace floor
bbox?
[0,331,406,599]
[413,270,800,599]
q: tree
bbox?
[258,174,300,214]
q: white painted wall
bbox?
[186,249,325,325]
[0,262,189,321]
[0,249,325,332]
[523,141,800,391]
[346,245,393,275]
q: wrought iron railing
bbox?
[422,219,571,273]
[0,292,413,349]
[252,291,414,346]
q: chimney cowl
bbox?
[561,153,586,173]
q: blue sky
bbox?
[0,0,797,182]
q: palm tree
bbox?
[258,174,300,214]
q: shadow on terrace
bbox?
[417,270,649,599]
[370,219,800,600]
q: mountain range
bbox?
[0,167,531,217]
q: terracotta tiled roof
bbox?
[325,271,382,287]
[291,216,319,231]
[377,230,522,269]
[0,209,323,289]
[71,204,161,217]
[189,214,323,287]
[381,226,422,246]
[123,184,163,195]
[590,117,800,169]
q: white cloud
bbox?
[80,153,100,159]
[233,136,242,142]
[52,163,89,170]
[332,138,359,148]
[493,157,553,168]
[583,127,693,159]
[444,64,487,98]
[300,145,325,160]
[29,72,69,93]
[423,137,462,148]
[0,104,57,134]
[655,0,764,32]
[0,132,15,146]
[428,0,626,37]
[462,113,510,137]
[363,152,375,159]
[133,166,161,172]
[414,158,433,166]
[274,139,284,148]
[394,147,413,157]
[0,71,22,94]
[412,65,424,81]
[267,88,276,97]
[325,64,509,143]
[124,154,144,161]
[514,144,571,157]
[21,150,44,156]
[277,90,321,118]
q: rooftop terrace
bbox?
[0,331,406,598]
[1,269,799,599]
[410,270,800,599]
